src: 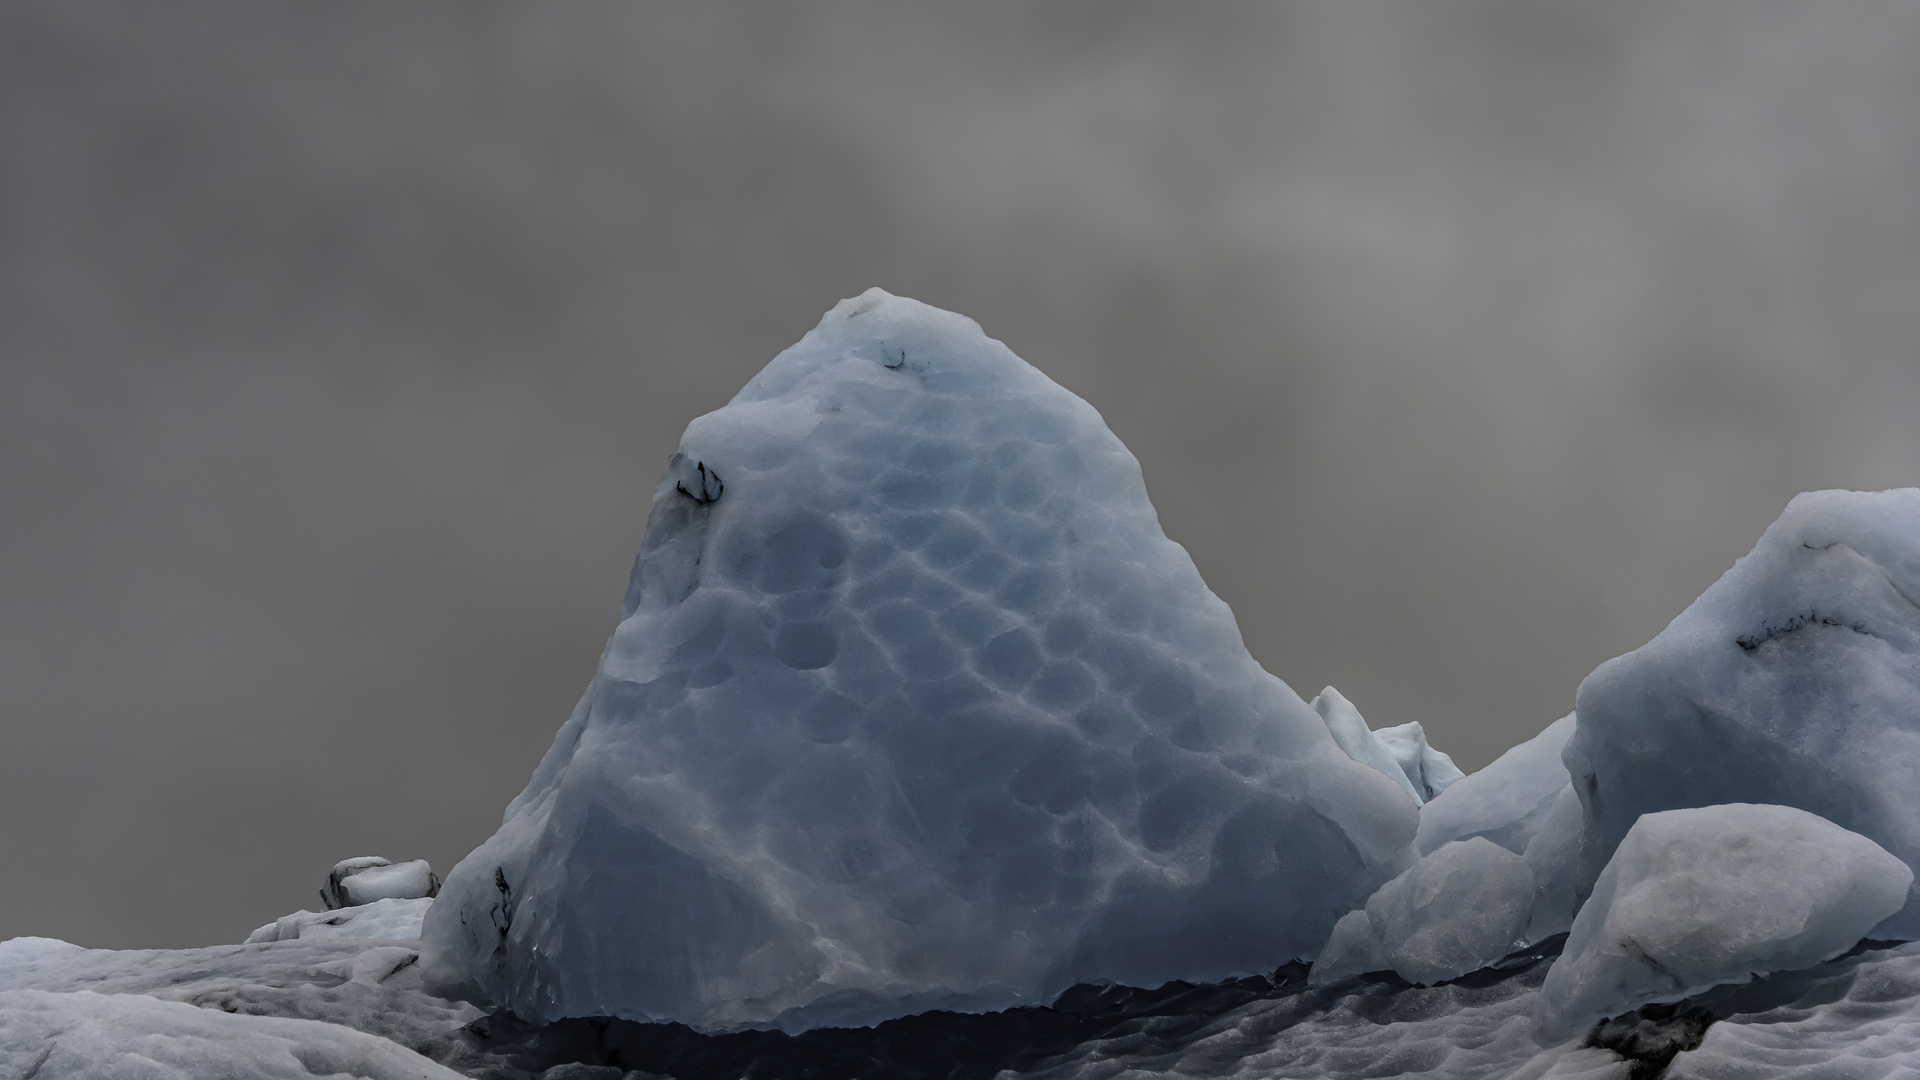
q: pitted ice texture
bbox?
[1535,803,1912,1043]
[1566,489,1920,934]
[419,289,1418,1032]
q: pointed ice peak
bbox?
[422,291,1419,1032]
[1310,687,1461,804]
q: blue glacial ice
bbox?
[1567,489,1920,936]
[419,289,1419,1032]
[1535,803,1912,1042]
[17,291,1920,1076]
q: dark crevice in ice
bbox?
[1444,932,1568,989]
[457,963,1314,1080]
[1734,608,1876,651]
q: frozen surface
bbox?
[1364,837,1536,986]
[1417,714,1574,857]
[325,858,440,909]
[1308,910,1389,986]
[1014,957,1622,1080]
[0,989,467,1079]
[0,936,484,1069]
[248,897,435,943]
[1311,686,1427,804]
[421,289,1417,1031]
[1664,941,1920,1079]
[1567,489,1920,933]
[1374,722,1464,803]
[1536,803,1912,1042]
[1414,713,1584,944]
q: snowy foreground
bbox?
[9,291,1920,1078]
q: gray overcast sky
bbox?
[4,1,1919,949]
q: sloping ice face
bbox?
[1567,488,1920,936]
[419,289,1418,1032]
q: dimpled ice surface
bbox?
[418,290,1418,1032]
[1535,803,1912,1042]
[1566,489,1920,933]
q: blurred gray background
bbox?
[4,1,1918,948]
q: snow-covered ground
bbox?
[9,292,1920,1077]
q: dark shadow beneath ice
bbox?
[458,937,1588,1080]
[460,963,1312,1080]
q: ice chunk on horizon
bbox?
[1535,803,1911,1043]
[1567,489,1920,934]
[1375,721,1465,802]
[322,857,439,910]
[1311,686,1428,804]
[1417,714,1574,857]
[420,289,1418,1032]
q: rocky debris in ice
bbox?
[247,896,435,943]
[421,289,1417,1032]
[325,857,441,910]
[1587,1001,1714,1077]
[1312,836,1536,987]
[1415,713,1585,943]
[1535,803,1912,1042]
[0,988,467,1080]
[1566,488,1920,934]
[1658,939,1920,1079]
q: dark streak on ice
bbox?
[1734,608,1874,651]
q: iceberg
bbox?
[1535,803,1911,1042]
[1416,713,1584,942]
[1566,489,1920,934]
[323,857,440,910]
[1311,836,1535,987]
[419,289,1418,1032]
[1311,687,1462,805]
